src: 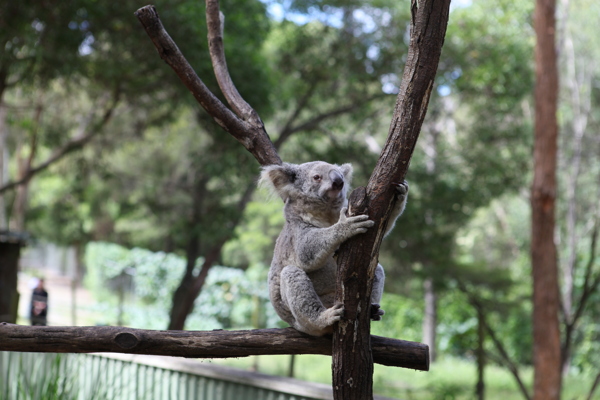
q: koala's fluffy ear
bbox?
[340,163,353,185]
[260,163,299,201]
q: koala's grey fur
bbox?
[260,161,408,336]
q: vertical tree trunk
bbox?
[168,224,201,330]
[11,183,29,231]
[0,104,8,230]
[168,177,206,330]
[11,103,41,232]
[0,241,21,323]
[422,277,437,362]
[422,129,440,363]
[476,305,485,400]
[531,0,562,398]
[332,1,450,398]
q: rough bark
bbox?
[532,0,562,398]
[0,324,428,371]
[332,1,450,399]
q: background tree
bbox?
[531,0,561,398]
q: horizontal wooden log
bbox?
[0,323,428,371]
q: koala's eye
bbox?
[313,174,322,181]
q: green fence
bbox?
[2,352,383,400]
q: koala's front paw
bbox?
[392,180,409,199]
[320,303,345,326]
[338,207,375,237]
[370,303,385,321]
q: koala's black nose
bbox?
[330,170,344,190]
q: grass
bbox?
[0,353,111,400]
[209,355,599,400]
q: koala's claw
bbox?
[339,208,375,236]
[370,303,385,321]
[392,180,409,196]
[322,303,345,325]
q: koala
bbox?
[260,161,408,336]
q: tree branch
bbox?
[484,323,531,400]
[587,372,600,400]
[273,80,319,148]
[0,324,428,371]
[205,0,263,129]
[0,94,119,195]
[276,94,389,147]
[135,5,281,166]
[562,215,600,363]
[457,283,531,400]
[332,0,450,398]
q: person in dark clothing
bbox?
[30,278,48,326]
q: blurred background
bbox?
[0,0,598,398]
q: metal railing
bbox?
[0,351,349,400]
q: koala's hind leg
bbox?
[370,264,386,321]
[280,266,344,336]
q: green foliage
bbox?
[222,191,285,269]
[371,293,423,343]
[84,241,280,330]
[378,0,534,300]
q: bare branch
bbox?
[275,94,389,148]
[484,323,532,400]
[565,217,600,335]
[274,81,319,148]
[0,324,428,371]
[206,0,263,129]
[587,372,600,400]
[457,284,532,400]
[0,95,119,195]
[135,5,281,166]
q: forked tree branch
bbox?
[0,324,428,371]
[206,0,263,128]
[332,0,451,398]
[276,93,389,147]
[135,4,281,166]
[458,286,532,400]
[135,2,440,397]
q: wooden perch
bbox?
[0,324,428,371]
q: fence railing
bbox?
[0,351,398,400]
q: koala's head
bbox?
[260,161,353,209]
